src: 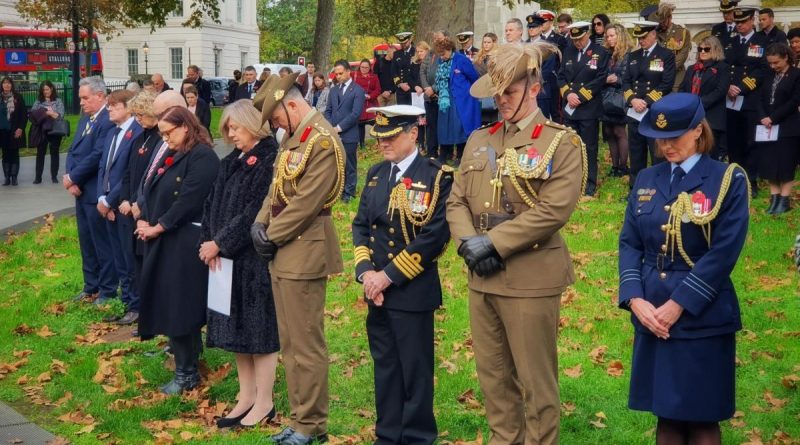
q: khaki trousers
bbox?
[469,290,561,445]
[272,276,329,436]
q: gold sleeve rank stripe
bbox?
[560,84,570,97]
[354,246,371,264]
[624,89,634,101]
[742,77,756,90]
[646,90,663,102]
[393,250,424,280]
[579,87,593,101]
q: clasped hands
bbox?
[250,222,277,261]
[134,220,164,241]
[629,298,684,340]
[457,235,504,277]
[199,240,221,271]
[361,270,390,306]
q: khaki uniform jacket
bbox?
[255,111,344,280]
[446,111,583,297]
[658,23,692,90]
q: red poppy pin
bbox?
[693,62,704,71]
[164,156,174,167]
[157,167,165,176]
[125,129,133,139]
[586,49,592,57]
[138,147,145,155]
[711,67,717,74]
[299,126,313,143]
[402,177,412,190]
[246,155,257,166]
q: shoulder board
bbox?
[426,157,454,173]
[474,120,502,134]
[543,119,572,132]
[299,126,313,143]
[312,122,331,137]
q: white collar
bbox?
[117,116,135,134]
[91,104,106,121]
[644,42,658,53]
[393,148,419,178]
[740,30,755,41]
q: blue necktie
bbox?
[670,166,686,195]
[103,128,123,193]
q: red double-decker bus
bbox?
[0,27,103,80]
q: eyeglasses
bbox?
[697,47,712,53]
[593,22,603,26]
[159,126,180,139]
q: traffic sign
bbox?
[297,56,305,66]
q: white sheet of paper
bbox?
[726,96,743,111]
[411,92,425,110]
[207,257,233,316]
[755,125,779,142]
[626,107,647,122]
[564,104,576,116]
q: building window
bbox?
[236,0,243,23]
[127,49,139,76]
[214,48,221,77]
[171,1,184,17]
[240,52,247,70]
[170,48,183,80]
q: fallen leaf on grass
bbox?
[12,324,33,335]
[780,374,799,389]
[50,359,67,374]
[764,391,787,410]
[37,372,51,383]
[179,431,194,440]
[606,360,624,377]
[45,438,71,445]
[43,269,61,278]
[589,411,607,428]
[36,325,56,338]
[456,389,483,411]
[561,401,576,416]
[75,424,95,435]
[452,430,483,445]
[564,364,583,378]
[43,303,66,316]
[589,346,607,364]
[12,350,32,359]
[439,360,458,374]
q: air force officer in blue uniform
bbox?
[64,76,118,303]
[618,93,749,445]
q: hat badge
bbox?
[527,16,533,23]
[634,25,642,33]
[274,90,285,101]
[375,113,389,126]
[656,113,668,129]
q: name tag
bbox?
[649,59,664,72]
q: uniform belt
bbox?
[473,212,515,232]
[271,204,331,218]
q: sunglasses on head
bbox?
[697,47,712,53]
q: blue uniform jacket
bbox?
[97,121,144,209]
[449,52,481,136]
[618,156,749,339]
[66,108,115,204]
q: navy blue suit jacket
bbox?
[324,80,366,144]
[66,108,115,204]
[97,120,144,209]
[618,156,749,339]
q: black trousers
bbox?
[424,101,439,159]
[0,129,19,165]
[343,142,358,199]
[367,306,436,445]
[726,109,758,184]
[358,121,369,149]
[35,135,63,180]
[566,118,599,195]
[628,120,662,186]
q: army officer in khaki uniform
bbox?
[250,73,346,445]
[643,3,692,91]
[446,43,586,445]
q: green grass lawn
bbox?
[19,108,225,157]
[0,145,798,444]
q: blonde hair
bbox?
[475,32,498,63]
[219,99,271,144]
[656,119,714,156]
[128,90,158,116]
[605,24,634,64]
[698,36,726,62]
[414,41,431,63]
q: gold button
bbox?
[388,228,395,234]
[388,253,394,259]
[532,243,539,249]
[369,249,374,254]
[469,165,474,170]
[660,224,667,232]
[659,272,667,280]
[371,225,377,229]
[388,241,395,247]
[664,205,671,212]
[176,177,182,182]
[661,244,667,252]
[297,235,302,240]
[370,236,375,242]
[173,191,178,196]
[483,202,490,209]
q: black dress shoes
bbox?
[271,426,328,444]
[235,406,275,429]
[216,405,253,428]
[73,291,98,302]
[116,311,139,325]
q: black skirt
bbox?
[757,136,799,182]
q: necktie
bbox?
[248,83,252,95]
[728,25,733,33]
[389,164,400,186]
[643,49,649,58]
[740,37,746,45]
[82,115,96,137]
[145,142,169,185]
[103,127,123,193]
[577,49,583,62]
[670,166,686,194]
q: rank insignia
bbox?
[691,191,711,216]
[299,126,312,142]
[367,176,379,187]
[274,90,285,101]
[656,113,668,129]
[320,139,331,149]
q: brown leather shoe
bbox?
[115,311,139,325]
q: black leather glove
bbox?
[472,255,505,277]
[250,222,277,260]
[458,235,498,270]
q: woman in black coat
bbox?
[199,99,280,428]
[184,84,211,134]
[680,36,730,161]
[135,106,219,394]
[755,43,800,214]
[0,77,27,186]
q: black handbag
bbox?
[601,87,625,116]
[49,118,70,137]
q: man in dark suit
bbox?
[392,32,416,105]
[297,62,317,101]
[526,14,562,122]
[558,21,610,197]
[758,8,787,46]
[623,21,676,186]
[186,64,212,104]
[96,90,143,324]
[64,76,118,303]
[352,105,452,445]
[325,59,366,203]
[151,73,172,94]
[234,65,262,101]
[726,7,769,194]
[227,70,241,104]
[712,0,739,53]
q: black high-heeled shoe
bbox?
[215,405,253,428]
[234,406,276,429]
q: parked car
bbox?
[206,77,230,106]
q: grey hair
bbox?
[220,99,271,143]
[79,76,106,95]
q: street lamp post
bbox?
[143,42,149,75]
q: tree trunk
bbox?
[312,0,335,72]
[70,1,81,113]
[84,22,93,78]
[416,0,473,43]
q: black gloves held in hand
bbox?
[458,235,498,269]
[472,255,505,277]
[250,222,277,261]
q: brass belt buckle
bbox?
[656,253,665,272]
[479,212,489,232]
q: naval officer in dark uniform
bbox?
[353,105,452,445]
[712,0,740,53]
[557,21,609,196]
[392,32,417,105]
[725,7,768,194]
[623,21,676,186]
[619,92,749,445]
[456,31,479,60]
